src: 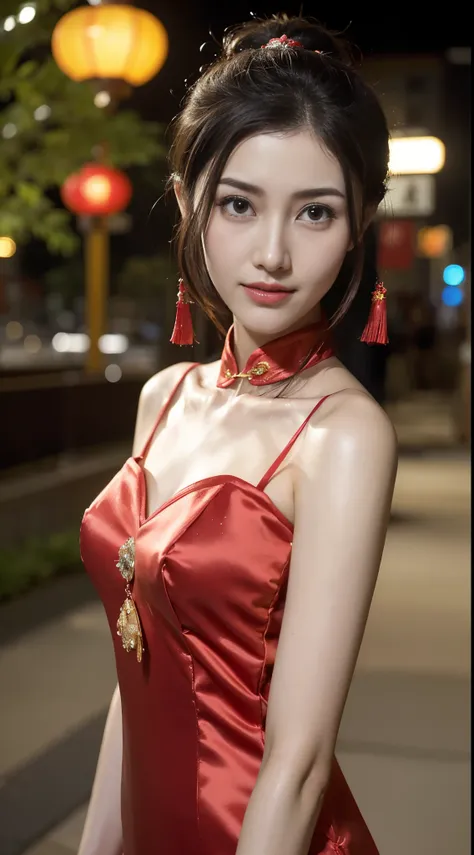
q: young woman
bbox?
[79,15,398,855]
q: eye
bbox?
[298,204,335,224]
[216,195,254,218]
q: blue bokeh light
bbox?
[442,286,464,306]
[443,264,465,286]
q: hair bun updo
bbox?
[221,14,355,67]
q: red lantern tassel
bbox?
[360,281,389,345]
[170,279,195,346]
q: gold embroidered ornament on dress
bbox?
[224,361,269,380]
[116,537,144,662]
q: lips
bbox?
[242,282,295,306]
[244,282,294,293]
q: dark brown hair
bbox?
[168,14,389,335]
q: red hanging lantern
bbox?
[61,163,132,216]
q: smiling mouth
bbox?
[243,282,295,293]
[242,283,296,305]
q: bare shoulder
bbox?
[304,384,398,479]
[293,386,398,546]
[305,355,397,447]
[132,361,196,456]
[327,385,397,441]
[139,361,196,411]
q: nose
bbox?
[251,216,291,274]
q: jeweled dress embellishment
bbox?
[116,537,144,662]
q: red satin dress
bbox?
[80,364,379,855]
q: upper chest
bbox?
[141,384,318,524]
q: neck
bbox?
[232,305,322,371]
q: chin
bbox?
[234,305,317,339]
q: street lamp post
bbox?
[52,3,168,373]
[86,216,109,373]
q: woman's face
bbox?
[203,130,352,338]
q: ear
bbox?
[173,175,187,218]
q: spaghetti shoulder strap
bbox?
[138,363,199,460]
[257,394,332,491]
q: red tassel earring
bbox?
[170,279,195,346]
[360,280,389,345]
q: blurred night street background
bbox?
[0,3,470,854]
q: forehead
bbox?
[221,130,345,193]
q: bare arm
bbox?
[236,391,398,855]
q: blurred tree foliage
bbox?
[43,251,177,308]
[0,528,82,601]
[0,0,165,255]
[43,255,84,305]
[116,253,177,301]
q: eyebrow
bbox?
[218,177,346,200]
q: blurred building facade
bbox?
[362,50,470,419]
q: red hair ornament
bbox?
[261,35,323,53]
[261,34,303,49]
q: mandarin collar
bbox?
[216,320,334,388]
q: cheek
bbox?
[298,222,351,279]
[204,213,238,274]
[203,214,247,305]
[203,214,232,288]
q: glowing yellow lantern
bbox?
[0,237,16,258]
[52,4,168,87]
